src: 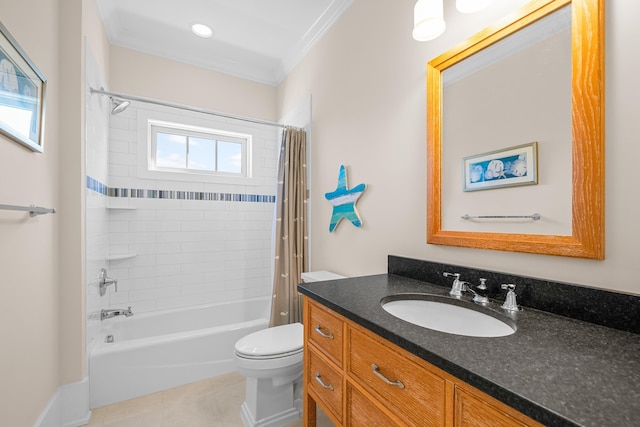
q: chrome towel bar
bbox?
[0,204,56,217]
[461,213,540,221]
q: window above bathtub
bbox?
[148,120,251,178]
[130,107,277,188]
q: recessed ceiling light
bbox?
[191,23,213,38]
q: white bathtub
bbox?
[89,296,270,408]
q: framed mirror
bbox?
[426,0,604,259]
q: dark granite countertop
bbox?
[298,274,640,427]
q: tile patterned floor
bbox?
[83,372,334,427]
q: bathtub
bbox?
[89,296,270,408]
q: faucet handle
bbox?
[478,278,488,290]
[98,268,118,296]
[501,284,520,311]
[444,272,465,296]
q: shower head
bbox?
[110,98,130,115]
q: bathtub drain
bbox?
[105,334,114,343]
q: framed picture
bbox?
[0,21,46,152]
[463,142,538,192]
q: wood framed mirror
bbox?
[426,0,604,259]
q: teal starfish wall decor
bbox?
[324,165,367,232]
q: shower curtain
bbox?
[269,127,308,327]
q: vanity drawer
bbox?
[347,325,447,426]
[308,349,343,422]
[308,300,344,366]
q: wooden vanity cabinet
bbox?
[304,299,345,426]
[347,325,449,426]
[307,300,344,367]
[346,383,400,426]
[303,297,543,427]
[308,349,343,421]
[453,384,542,427]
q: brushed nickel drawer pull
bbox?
[314,325,334,339]
[372,364,405,389]
[315,373,334,391]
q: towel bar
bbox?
[461,213,540,221]
[0,204,56,217]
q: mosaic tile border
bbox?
[86,176,275,203]
[87,176,108,196]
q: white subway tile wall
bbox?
[89,100,279,314]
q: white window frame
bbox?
[147,119,252,179]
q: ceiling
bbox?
[96,0,353,86]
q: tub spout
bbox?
[101,306,134,321]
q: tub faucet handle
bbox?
[98,268,118,296]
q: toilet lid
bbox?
[235,323,303,358]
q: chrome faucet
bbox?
[101,306,134,321]
[443,272,465,296]
[466,278,490,305]
[98,268,118,296]
[444,273,490,304]
[501,284,520,311]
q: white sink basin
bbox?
[381,295,516,338]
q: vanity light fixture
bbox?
[456,0,494,14]
[412,0,446,41]
[413,0,496,41]
[191,23,213,38]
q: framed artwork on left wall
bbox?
[0,20,46,152]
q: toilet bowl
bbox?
[235,323,304,427]
[234,271,345,427]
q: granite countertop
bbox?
[298,274,640,427]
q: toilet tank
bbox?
[300,271,345,283]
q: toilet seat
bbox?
[235,323,303,359]
[236,347,302,360]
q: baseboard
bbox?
[33,377,91,427]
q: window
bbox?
[150,121,250,177]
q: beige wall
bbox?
[0,0,109,423]
[277,0,640,296]
[109,46,278,121]
[84,0,111,84]
[0,0,61,425]
[58,0,85,387]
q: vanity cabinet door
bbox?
[454,384,543,427]
[346,324,447,426]
[308,349,343,423]
[346,382,406,427]
[308,301,344,367]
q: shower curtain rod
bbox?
[89,87,292,129]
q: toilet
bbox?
[234,271,345,427]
